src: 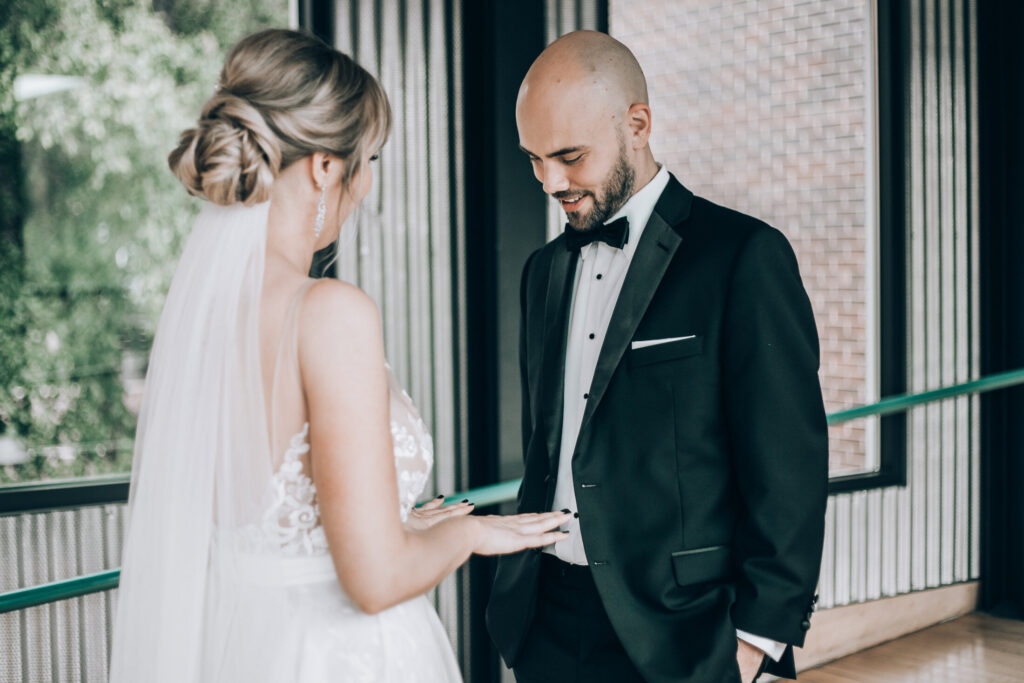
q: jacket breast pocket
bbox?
[671,545,733,587]
[628,334,704,368]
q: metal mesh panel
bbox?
[0,504,125,682]
[330,0,467,662]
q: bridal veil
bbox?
[110,201,294,681]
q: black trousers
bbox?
[512,555,771,683]
[512,554,645,683]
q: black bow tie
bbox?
[564,216,630,252]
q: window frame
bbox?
[0,1,316,516]
[0,474,129,514]
[827,0,908,494]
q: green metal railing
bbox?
[824,368,1024,424]
[2,367,1023,615]
[0,570,121,614]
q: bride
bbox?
[108,28,569,682]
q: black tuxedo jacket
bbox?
[486,175,829,682]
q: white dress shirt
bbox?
[543,164,785,662]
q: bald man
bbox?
[486,31,828,683]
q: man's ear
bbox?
[625,103,653,149]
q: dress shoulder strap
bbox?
[268,279,317,458]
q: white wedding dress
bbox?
[226,387,463,682]
[110,202,463,683]
[219,280,463,682]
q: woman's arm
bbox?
[300,279,568,614]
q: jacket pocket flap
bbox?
[671,545,732,587]
[628,335,704,368]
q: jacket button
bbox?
[800,618,811,631]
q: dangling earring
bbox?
[314,184,326,238]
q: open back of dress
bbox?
[111,201,461,683]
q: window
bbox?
[0,0,288,512]
[830,0,908,492]
[610,0,906,489]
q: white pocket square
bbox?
[630,334,696,350]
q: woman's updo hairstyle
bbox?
[169,28,391,206]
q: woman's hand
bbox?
[406,495,475,532]
[471,510,572,556]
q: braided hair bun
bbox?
[169,93,282,206]
[168,29,391,206]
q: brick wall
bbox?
[610,0,870,474]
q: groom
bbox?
[486,31,829,683]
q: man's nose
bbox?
[541,162,569,195]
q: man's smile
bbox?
[556,192,590,212]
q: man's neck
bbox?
[629,154,661,200]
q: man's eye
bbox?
[563,155,583,164]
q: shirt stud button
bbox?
[589,333,595,339]
[583,393,589,399]
[596,273,603,280]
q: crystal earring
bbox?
[314,184,326,238]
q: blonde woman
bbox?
[109,29,569,683]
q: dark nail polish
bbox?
[561,530,571,534]
[561,508,571,513]
[461,499,469,503]
[436,494,445,499]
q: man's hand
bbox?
[736,638,766,683]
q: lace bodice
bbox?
[258,364,434,557]
[260,423,328,556]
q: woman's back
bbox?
[259,271,315,485]
[203,272,463,682]
[253,272,434,557]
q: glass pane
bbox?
[0,0,288,487]
[610,0,877,477]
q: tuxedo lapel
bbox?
[540,246,579,468]
[578,178,694,438]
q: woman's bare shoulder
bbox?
[298,279,384,366]
[302,278,378,320]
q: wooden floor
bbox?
[799,612,1024,682]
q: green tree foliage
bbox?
[0,1,60,438]
[0,0,61,467]
[0,0,287,483]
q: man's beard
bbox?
[562,151,637,231]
